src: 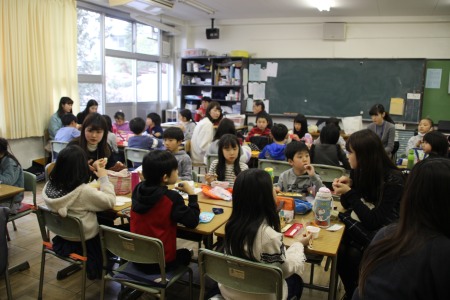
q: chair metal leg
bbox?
[38,251,46,300]
[5,270,13,300]
[56,264,82,280]
[6,227,10,241]
[12,220,17,231]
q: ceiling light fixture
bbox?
[178,0,215,15]
[109,0,174,10]
[315,0,333,12]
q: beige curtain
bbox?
[0,0,78,139]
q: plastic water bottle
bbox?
[407,149,415,169]
[313,187,333,228]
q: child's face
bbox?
[288,150,310,173]
[146,118,153,127]
[209,107,221,120]
[371,113,385,125]
[294,122,302,132]
[164,138,181,153]
[164,169,178,185]
[256,118,268,131]
[223,144,239,164]
[85,126,104,145]
[422,140,432,154]
[115,118,124,126]
[418,119,432,134]
[89,106,98,113]
[346,146,358,169]
[201,101,209,109]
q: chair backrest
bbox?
[23,171,37,206]
[311,164,346,184]
[44,162,55,182]
[36,206,86,253]
[258,159,291,179]
[205,154,219,171]
[124,147,150,168]
[198,249,283,300]
[99,225,168,281]
[50,141,69,162]
[249,136,270,150]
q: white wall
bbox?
[8,137,46,169]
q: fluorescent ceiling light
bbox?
[131,14,181,35]
[315,0,333,12]
[179,0,215,15]
[109,0,174,10]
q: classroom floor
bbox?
[1,181,344,300]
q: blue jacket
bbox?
[259,143,286,161]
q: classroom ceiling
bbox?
[83,0,450,25]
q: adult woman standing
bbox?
[332,129,404,299]
[354,157,450,300]
[366,104,395,156]
[48,97,74,139]
[77,99,98,125]
[190,101,222,164]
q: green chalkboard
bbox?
[249,59,425,122]
[422,60,450,123]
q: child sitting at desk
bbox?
[258,123,288,161]
[163,127,192,181]
[314,117,346,149]
[422,131,449,158]
[310,124,350,169]
[55,113,80,142]
[405,117,434,155]
[130,150,199,273]
[146,112,163,138]
[194,96,210,122]
[289,113,308,141]
[179,109,196,141]
[0,138,24,214]
[245,113,271,142]
[113,111,131,134]
[274,141,324,194]
[128,117,163,151]
[206,134,248,184]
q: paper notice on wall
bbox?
[260,68,267,82]
[266,62,278,77]
[253,83,266,99]
[425,68,442,89]
[389,98,405,115]
[249,64,261,81]
[246,98,253,112]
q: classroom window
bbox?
[77,4,172,115]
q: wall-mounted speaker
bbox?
[206,28,219,39]
[323,22,346,40]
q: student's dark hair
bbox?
[0,138,20,167]
[293,113,308,138]
[253,99,265,111]
[201,96,211,103]
[81,99,98,115]
[224,169,280,261]
[163,127,184,141]
[346,129,398,204]
[49,145,90,192]
[129,117,146,135]
[205,101,223,123]
[57,97,74,118]
[114,111,125,120]
[103,115,113,132]
[79,113,111,158]
[213,119,236,141]
[146,112,162,127]
[271,123,288,142]
[369,104,395,124]
[423,131,448,157]
[255,113,269,124]
[358,157,450,298]
[61,113,78,126]
[285,140,309,161]
[326,117,341,131]
[217,134,242,181]
[142,150,178,185]
[320,124,340,144]
[180,109,195,124]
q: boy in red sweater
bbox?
[130,150,200,273]
[246,114,271,142]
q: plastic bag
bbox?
[199,212,215,223]
[294,198,312,214]
[202,185,232,201]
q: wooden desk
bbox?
[196,189,233,208]
[214,203,344,300]
[113,197,231,249]
[0,184,25,201]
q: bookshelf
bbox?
[181,56,248,115]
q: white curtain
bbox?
[0,0,78,138]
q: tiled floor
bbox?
[1,181,343,300]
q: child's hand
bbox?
[93,158,108,170]
[254,133,261,136]
[175,181,195,195]
[336,176,352,186]
[298,231,312,247]
[332,181,351,195]
[205,173,217,184]
[291,134,300,141]
[274,186,281,193]
[93,167,107,179]
[304,164,315,176]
